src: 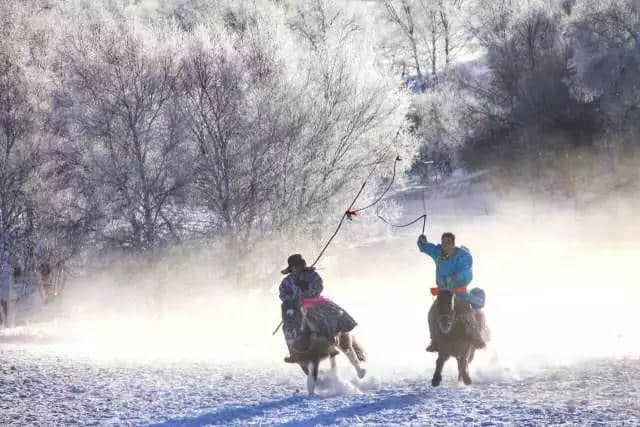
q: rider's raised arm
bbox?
[417,234,442,261]
[301,269,323,298]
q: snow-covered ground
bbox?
[0,343,638,425]
[2,186,640,425]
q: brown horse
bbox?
[282,298,366,395]
[430,290,478,387]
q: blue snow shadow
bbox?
[280,390,427,426]
[147,389,427,426]
[147,395,306,426]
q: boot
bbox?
[425,340,439,352]
[471,333,486,349]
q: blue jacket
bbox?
[417,236,473,291]
[418,237,485,308]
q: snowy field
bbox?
[1,344,639,426]
[1,191,640,426]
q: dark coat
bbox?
[279,268,357,338]
[279,268,323,301]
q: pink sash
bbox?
[302,296,332,309]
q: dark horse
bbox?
[431,290,478,387]
[282,297,366,395]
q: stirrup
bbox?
[284,355,296,363]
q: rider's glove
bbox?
[418,234,427,245]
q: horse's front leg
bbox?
[306,360,319,395]
[457,356,472,386]
[432,354,448,387]
[299,361,309,375]
[338,333,366,379]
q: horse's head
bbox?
[436,290,455,335]
[282,297,305,343]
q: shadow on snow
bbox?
[147,395,307,426]
[279,390,426,426]
[149,389,428,426]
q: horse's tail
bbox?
[352,337,367,362]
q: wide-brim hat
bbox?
[281,254,306,274]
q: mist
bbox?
[14,184,636,387]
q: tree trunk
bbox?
[0,232,13,328]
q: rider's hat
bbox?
[281,254,306,274]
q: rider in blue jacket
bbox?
[418,232,473,291]
[418,232,487,351]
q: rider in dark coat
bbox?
[279,254,357,363]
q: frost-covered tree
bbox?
[181,31,289,244]
[0,1,62,311]
[379,0,471,88]
[460,0,600,144]
[407,80,478,181]
[278,0,409,230]
[0,55,41,323]
[52,15,192,256]
[179,2,408,248]
[475,3,572,124]
[0,57,40,255]
[570,0,640,133]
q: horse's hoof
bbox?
[357,368,366,379]
[431,374,442,387]
[461,374,472,386]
